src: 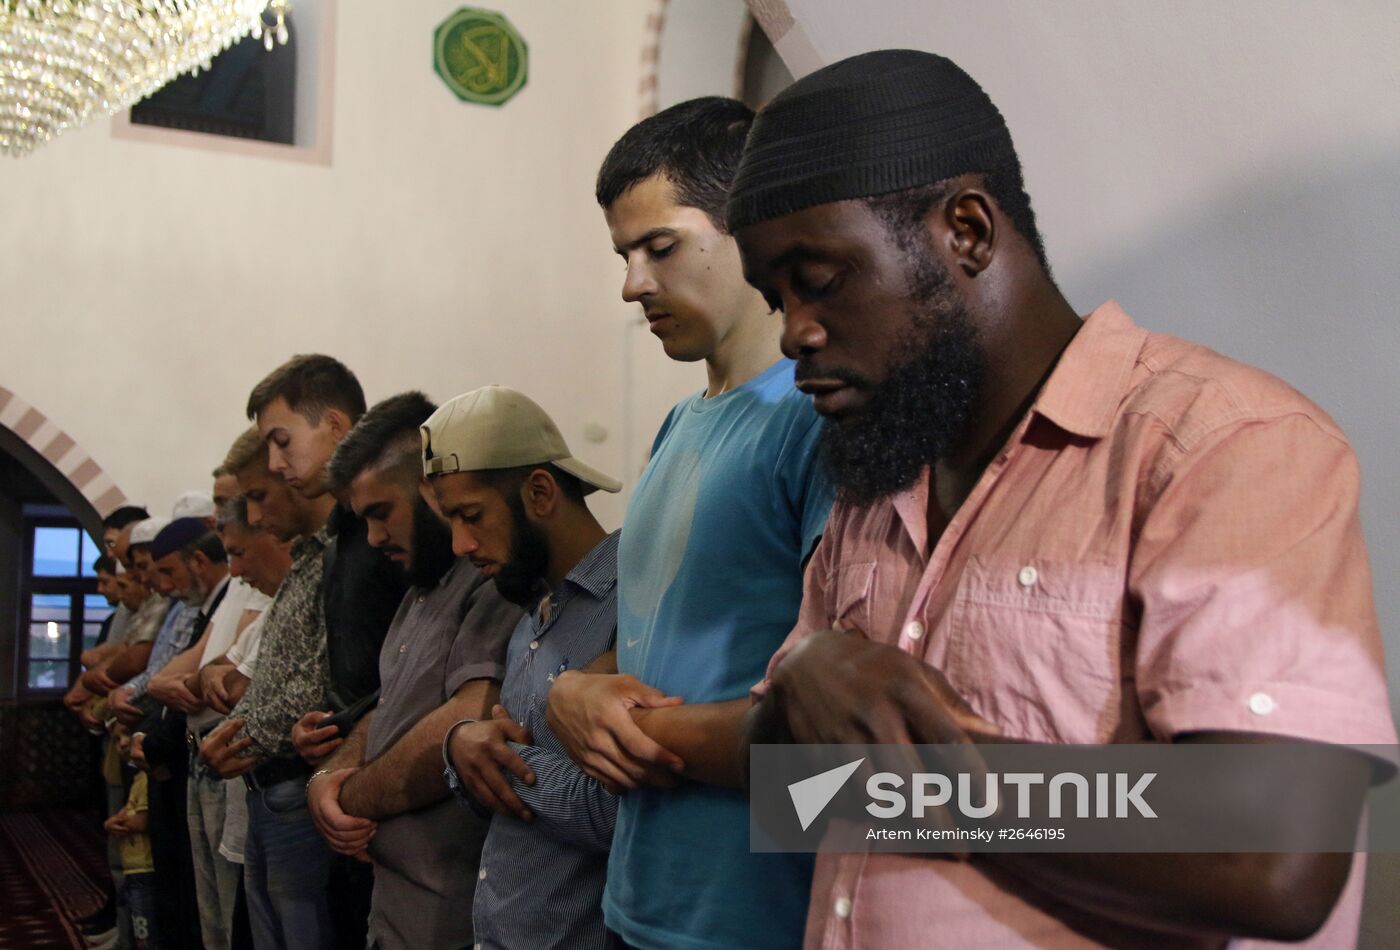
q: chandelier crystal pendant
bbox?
[0,0,291,158]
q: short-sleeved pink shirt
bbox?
[758,302,1396,948]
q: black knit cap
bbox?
[725,49,1015,231]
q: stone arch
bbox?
[0,387,126,534]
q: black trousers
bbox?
[147,769,204,950]
[327,851,374,949]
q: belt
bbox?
[186,721,219,756]
[243,756,314,792]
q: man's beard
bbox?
[405,497,457,588]
[492,494,551,608]
[180,575,209,607]
[814,251,983,505]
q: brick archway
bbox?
[0,387,126,517]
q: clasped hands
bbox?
[545,672,686,795]
[306,767,375,862]
[767,626,999,747]
[445,704,541,820]
[199,717,258,779]
[148,670,205,715]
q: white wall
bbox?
[655,0,749,108]
[0,0,668,530]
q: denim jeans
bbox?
[243,778,334,950]
[187,758,242,950]
[125,872,158,950]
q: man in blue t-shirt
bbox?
[546,98,835,950]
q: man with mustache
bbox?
[135,516,232,950]
[546,97,836,950]
[199,423,338,950]
[306,391,520,950]
[147,490,272,950]
[247,355,409,948]
[425,385,623,950]
[732,50,1397,947]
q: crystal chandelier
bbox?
[0,0,291,158]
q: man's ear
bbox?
[520,468,559,519]
[419,478,444,517]
[324,408,354,442]
[939,187,996,277]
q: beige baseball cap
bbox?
[421,386,622,494]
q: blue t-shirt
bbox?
[606,358,835,950]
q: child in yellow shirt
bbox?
[103,771,157,949]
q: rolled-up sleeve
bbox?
[444,577,523,695]
[1129,413,1397,748]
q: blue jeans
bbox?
[125,872,158,950]
[243,778,334,950]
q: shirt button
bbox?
[834,896,852,919]
[529,640,539,651]
[1248,692,1276,716]
[1017,565,1038,588]
[417,596,425,604]
[478,866,487,880]
[903,621,924,641]
[399,644,407,654]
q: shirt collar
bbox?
[200,574,230,614]
[421,556,460,592]
[294,527,331,559]
[560,530,620,600]
[883,303,1147,554]
[326,503,355,538]
[1031,300,1148,440]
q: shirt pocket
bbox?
[827,560,877,635]
[943,555,1124,744]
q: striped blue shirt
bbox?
[447,530,620,950]
[125,598,193,700]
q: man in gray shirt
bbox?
[307,392,521,950]
[425,385,623,950]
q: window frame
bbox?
[17,514,106,698]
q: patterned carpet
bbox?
[0,809,109,950]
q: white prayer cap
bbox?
[171,490,215,520]
[129,517,171,546]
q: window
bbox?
[129,20,297,145]
[19,511,109,695]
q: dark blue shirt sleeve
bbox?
[508,743,618,853]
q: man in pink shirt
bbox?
[729,49,1396,947]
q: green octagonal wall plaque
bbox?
[434,7,528,106]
